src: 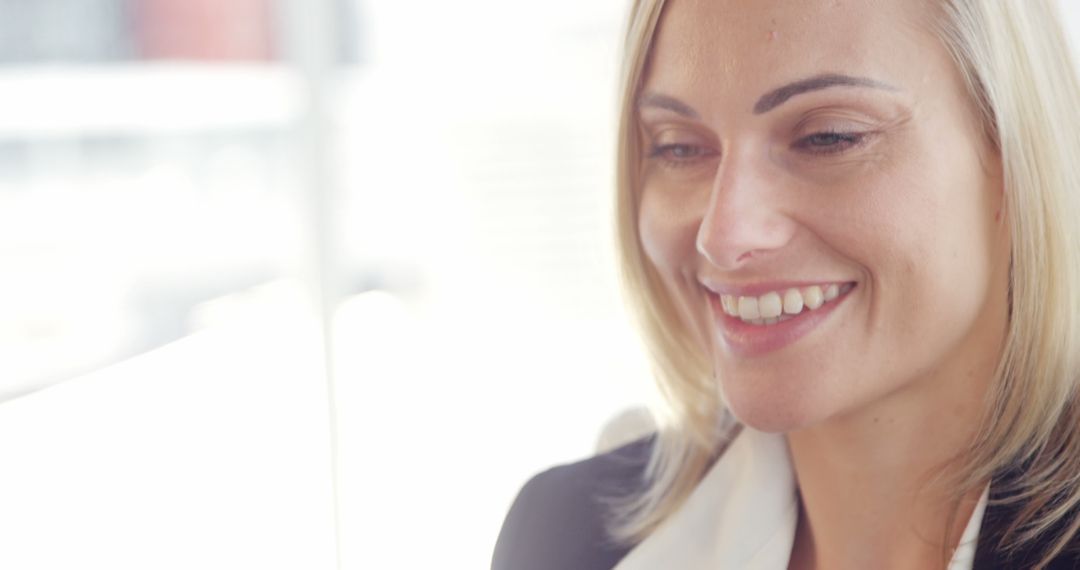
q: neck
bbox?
[785,356,995,570]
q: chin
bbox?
[728,408,813,434]
[721,385,828,434]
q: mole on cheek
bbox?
[766,16,779,42]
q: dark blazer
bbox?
[492,437,1080,570]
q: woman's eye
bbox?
[648,143,715,167]
[794,131,866,155]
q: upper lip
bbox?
[698,277,856,297]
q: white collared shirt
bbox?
[615,427,988,570]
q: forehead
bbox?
[644,0,939,111]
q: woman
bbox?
[493,0,1080,568]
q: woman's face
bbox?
[637,0,1010,432]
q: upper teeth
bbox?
[719,283,849,325]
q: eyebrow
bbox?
[753,73,898,114]
[637,92,701,119]
[638,73,898,119]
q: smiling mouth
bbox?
[717,282,856,326]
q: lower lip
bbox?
[708,286,855,357]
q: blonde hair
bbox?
[610,0,1080,567]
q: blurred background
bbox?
[0,0,653,568]
[1,1,1077,569]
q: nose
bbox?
[695,152,797,270]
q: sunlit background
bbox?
[1,1,1078,569]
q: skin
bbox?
[636,0,1011,568]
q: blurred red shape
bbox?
[133,0,275,61]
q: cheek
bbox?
[638,189,702,275]
[897,195,993,344]
[845,152,996,358]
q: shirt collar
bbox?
[615,426,988,570]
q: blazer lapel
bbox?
[972,478,1080,569]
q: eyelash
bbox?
[792,130,868,155]
[647,143,716,169]
[646,130,868,168]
